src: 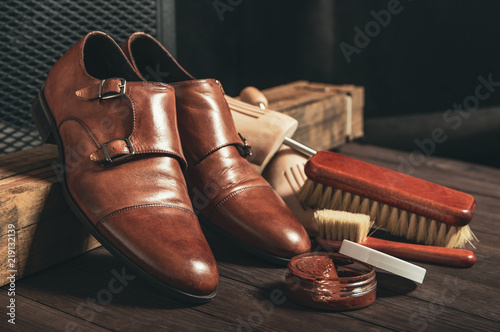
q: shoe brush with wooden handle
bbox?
[314,210,477,268]
[238,87,478,249]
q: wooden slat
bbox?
[8,248,236,331]
[0,290,110,331]
[0,144,57,181]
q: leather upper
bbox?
[173,79,311,258]
[43,31,218,296]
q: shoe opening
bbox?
[84,33,141,81]
[130,35,193,83]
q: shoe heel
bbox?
[30,89,56,144]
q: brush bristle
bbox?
[299,179,478,248]
[314,210,372,242]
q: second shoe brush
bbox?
[314,210,476,268]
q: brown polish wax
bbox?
[285,252,376,311]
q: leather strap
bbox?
[90,138,134,163]
[89,137,187,169]
[76,78,126,100]
[194,136,251,165]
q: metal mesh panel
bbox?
[0,0,159,154]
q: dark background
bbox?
[176,0,500,167]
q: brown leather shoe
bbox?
[122,32,311,264]
[30,31,218,302]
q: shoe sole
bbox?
[30,87,216,304]
[196,212,291,266]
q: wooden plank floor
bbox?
[2,143,500,331]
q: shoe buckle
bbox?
[101,138,135,163]
[237,133,252,158]
[98,78,126,100]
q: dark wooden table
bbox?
[2,143,499,331]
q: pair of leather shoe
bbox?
[31,31,310,303]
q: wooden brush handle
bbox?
[316,237,476,268]
[306,151,476,226]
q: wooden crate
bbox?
[0,145,99,286]
[262,81,364,151]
